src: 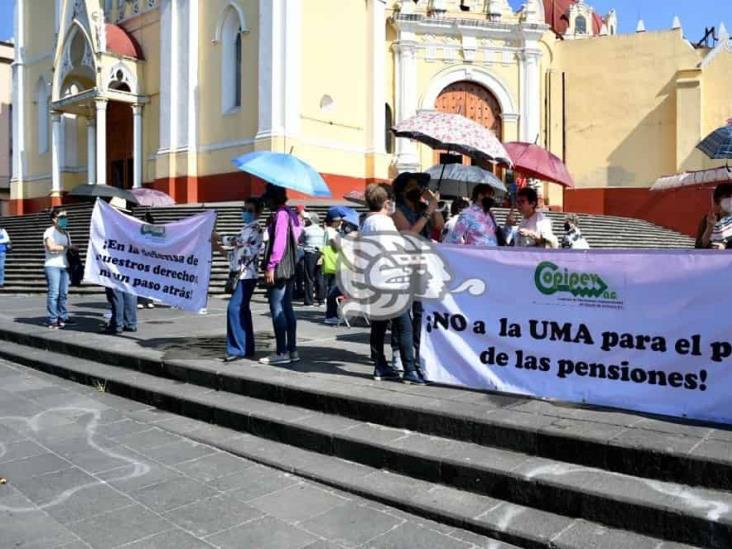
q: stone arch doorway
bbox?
[107,101,133,189]
[434,81,503,171]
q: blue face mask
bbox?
[241,211,255,224]
[57,218,68,230]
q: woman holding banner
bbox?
[260,185,303,365]
[215,198,264,362]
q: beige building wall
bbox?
[0,41,13,216]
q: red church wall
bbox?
[564,186,712,237]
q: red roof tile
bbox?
[105,23,143,60]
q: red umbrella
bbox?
[505,142,575,188]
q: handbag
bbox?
[224,270,240,294]
[66,248,84,287]
[262,216,297,282]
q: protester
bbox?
[43,209,75,329]
[361,183,425,385]
[444,185,505,246]
[294,205,307,299]
[260,184,302,365]
[696,183,732,249]
[441,197,469,242]
[506,187,558,248]
[322,212,342,325]
[300,212,325,306]
[561,213,590,249]
[392,172,444,363]
[215,198,264,361]
[102,203,138,335]
[137,211,157,309]
[711,186,732,250]
[0,222,10,288]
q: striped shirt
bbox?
[711,215,732,249]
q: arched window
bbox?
[385,104,394,154]
[575,15,587,34]
[221,8,242,112]
[35,79,49,155]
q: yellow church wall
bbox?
[700,51,732,171]
[553,29,700,189]
[26,1,55,60]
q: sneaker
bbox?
[402,370,426,385]
[373,364,401,381]
[224,354,245,363]
[324,317,339,326]
[103,312,112,319]
[147,303,155,309]
[60,318,77,326]
[289,351,300,363]
[123,326,137,332]
[48,322,60,330]
[199,308,208,315]
[259,353,291,365]
[137,304,144,309]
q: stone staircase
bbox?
[0,202,694,295]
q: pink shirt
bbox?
[266,207,303,271]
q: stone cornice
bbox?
[392,13,548,42]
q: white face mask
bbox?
[721,197,732,214]
[386,201,396,216]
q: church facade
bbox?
[9,0,732,235]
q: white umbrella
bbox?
[651,166,732,191]
[425,164,506,197]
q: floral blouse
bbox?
[222,222,264,280]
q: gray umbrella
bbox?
[426,164,506,198]
[68,184,139,206]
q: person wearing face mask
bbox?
[560,214,590,249]
[43,209,76,329]
[214,198,264,361]
[710,186,732,250]
[697,183,732,249]
[505,187,558,248]
[444,184,507,247]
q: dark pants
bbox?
[294,255,305,298]
[370,311,416,374]
[267,279,297,355]
[326,283,342,319]
[303,251,324,305]
[227,279,257,357]
[412,300,423,363]
[106,288,137,332]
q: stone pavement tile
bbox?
[45,482,134,524]
[301,542,346,549]
[538,418,627,443]
[0,439,47,464]
[364,521,473,549]
[129,476,218,512]
[289,411,360,434]
[139,439,217,465]
[708,428,732,443]
[340,422,412,445]
[447,528,519,549]
[163,494,263,537]
[1,452,73,483]
[96,418,153,439]
[122,528,215,549]
[249,482,350,524]
[63,444,141,475]
[205,515,316,549]
[552,519,666,549]
[115,427,186,452]
[409,484,503,521]
[66,503,173,548]
[0,422,28,444]
[0,397,43,417]
[609,428,699,455]
[689,438,732,462]
[632,418,713,439]
[227,465,301,502]
[0,508,80,549]
[173,451,258,483]
[300,501,403,549]
[55,541,93,549]
[96,461,185,493]
[474,502,574,542]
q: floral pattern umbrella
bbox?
[130,188,175,207]
[392,111,512,167]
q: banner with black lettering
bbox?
[421,246,732,424]
[83,199,216,312]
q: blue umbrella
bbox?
[327,206,359,227]
[697,120,732,160]
[231,151,332,197]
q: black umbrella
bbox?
[68,184,139,206]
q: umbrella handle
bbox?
[437,162,447,193]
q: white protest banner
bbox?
[83,199,216,312]
[420,246,732,424]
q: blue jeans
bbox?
[106,288,137,331]
[371,310,416,374]
[326,284,342,319]
[267,279,297,354]
[0,252,5,287]
[227,279,257,357]
[45,267,69,324]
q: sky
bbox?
[0,0,730,44]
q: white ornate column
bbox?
[394,40,419,172]
[51,111,62,194]
[133,104,143,188]
[367,0,387,154]
[11,0,26,186]
[95,98,108,185]
[86,118,96,184]
[524,48,541,144]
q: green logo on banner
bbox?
[534,261,617,299]
[140,224,166,239]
